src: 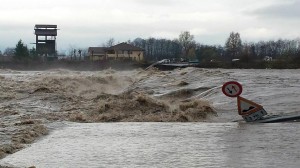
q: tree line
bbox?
[1,40,38,62]
[1,32,300,68]
[130,31,300,67]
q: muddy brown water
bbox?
[1,68,300,167]
[1,122,300,168]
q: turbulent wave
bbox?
[2,67,300,164]
[69,92,216,122]
[0,68,219,159]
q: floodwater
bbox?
[2,122,300,168]
[1,68,300,167]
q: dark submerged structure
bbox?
[34,24,58,60]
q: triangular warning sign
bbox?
[237,96,263,115]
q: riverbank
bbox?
[1,59,300,72]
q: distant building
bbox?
[88,47,106,61]
[106,42,144,61]
[34,24,58,61]
[87,43,144,62]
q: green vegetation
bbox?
[1,39,41,62]
[14,40,30,61]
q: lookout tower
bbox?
[34,24,57,59]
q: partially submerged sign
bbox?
[222,81,300,123]
[237,96,267,122]
[222,81,243,97]
[222,81,267,122]
[237,96,263,115]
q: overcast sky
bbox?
[1,0,300,52]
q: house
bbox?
[88,47,106,61]
[87,43,144,62]
[106,42,144,61]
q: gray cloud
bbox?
[249,0,300,19]
[1,0,300,52]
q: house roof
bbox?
[35,24,57,29]
[88,43,144,54]
[107,42,144,51]
[88,47,106,54]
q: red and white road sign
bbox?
[222,81,243,97]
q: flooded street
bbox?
[2,122,300,168]
[1,68,300,167]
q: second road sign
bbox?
[222,81,243,97]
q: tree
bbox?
[68,45,77,60]
[178,31,195,60]
[195,44,222,62]
[3,48,15,56]
[132,38,145,48]
[29,47,39,60]
[73,49,77,60]
[80,48,88,59]
[78,49,82,60]
[225,32,242,60]
[14,39,29,61]
[103,38,115,47]
[131,37,181,62]
[147,38,155,59]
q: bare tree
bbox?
[3,47,15,56]
[68,45,77,60]
[73,49,77,60]
[178,31,195,60]
[102,38,115,47]
[80,48,88,59]
[225,32,242,60]
[78,50,82,60]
